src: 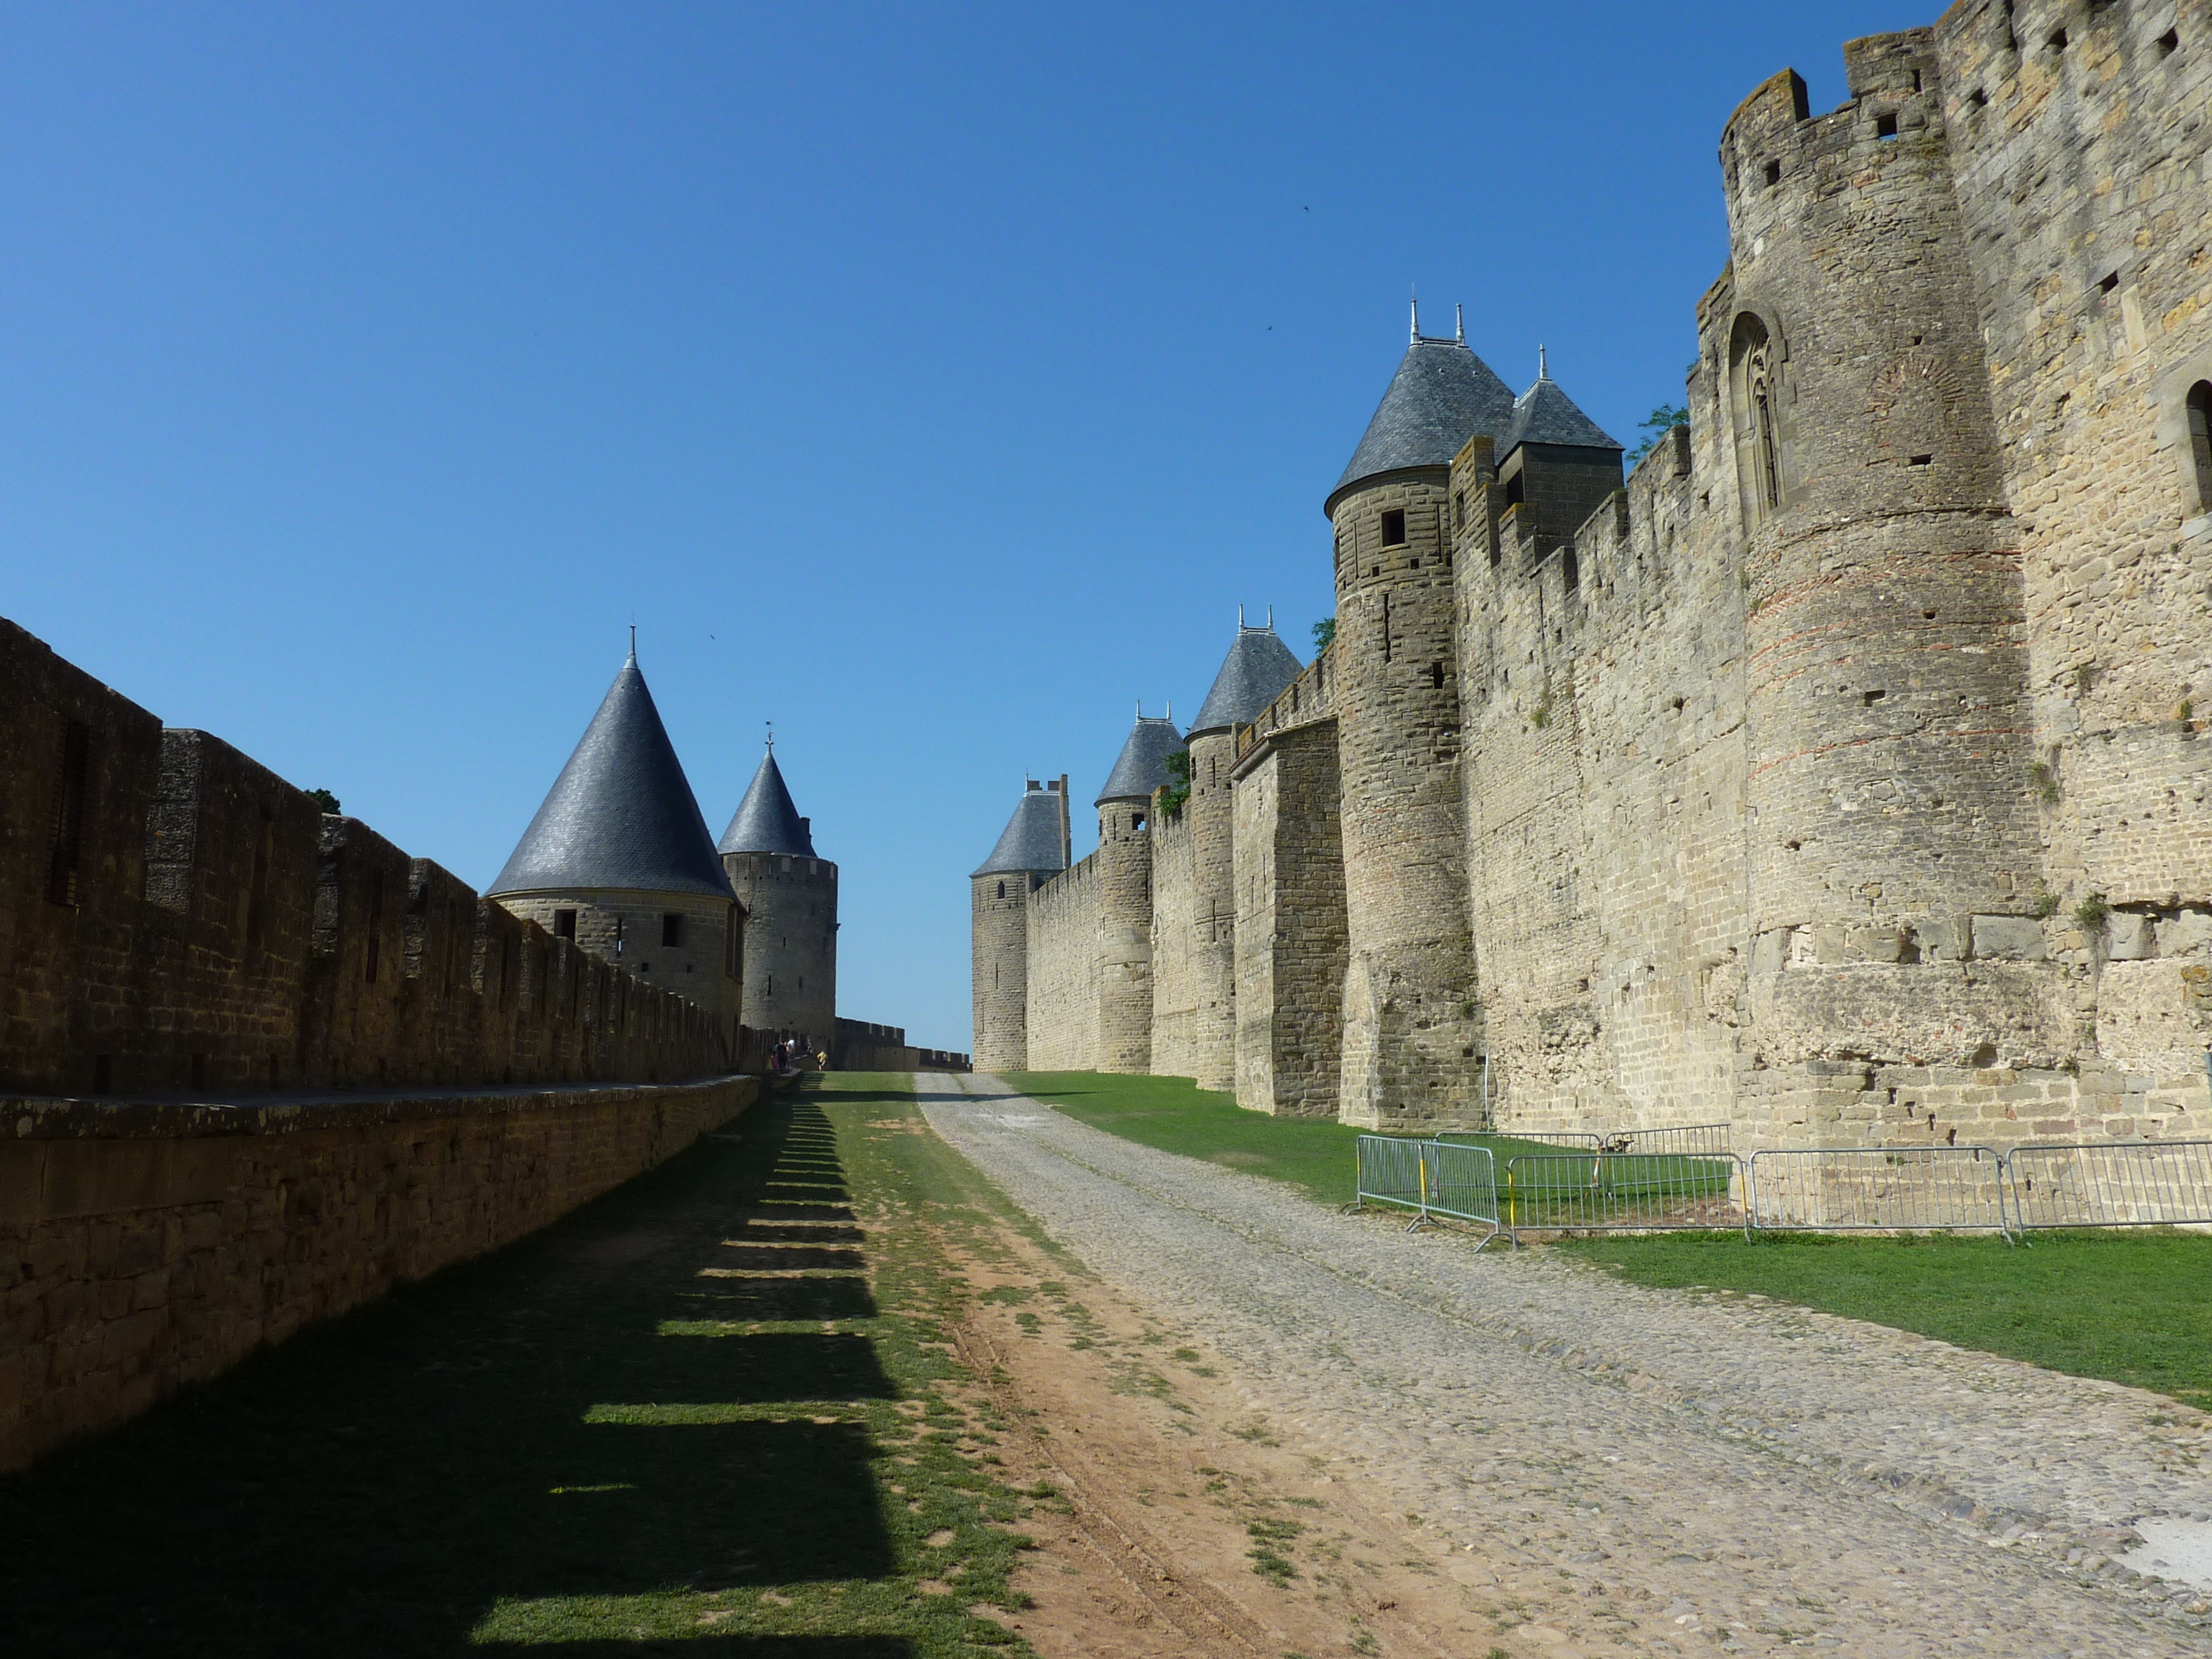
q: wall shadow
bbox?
[0,1088,905,1657]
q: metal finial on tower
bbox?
[1409,291,1419,344]
[1239,602,1245,629]
[1165,699,1172,722]
[1267,604,1274,629]
[1455,303,1465,344]
[628,621,636,661]
[765,720,774,752]
[1539,343,1549,380]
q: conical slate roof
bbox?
[718,748,818,857]
[1500,374,1621,458]
[1096,714,1184,806]
[1329,334,1515,515]
[1189,625,1303,737]
[489,651,734,900]
[973,785,1068,877]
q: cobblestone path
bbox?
[920,1074,2212,1658]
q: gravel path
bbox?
[919,1073,2212,1657]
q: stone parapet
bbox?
[0,1071,759,1470]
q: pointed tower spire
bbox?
[1189,616,1302,738]
[488,652,731,899]
[719,747,816,857]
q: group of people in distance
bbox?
[768,1036,823,1079]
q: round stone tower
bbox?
[1094,709,1182,1074]
[1326,310,1509,1128]
[719,744,837,1051]
[1177,617,1302,1091]
[1718,41,2038,1078]
[488,645,742,1049]
[970,776,1071,1072]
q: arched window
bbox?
[996,880,1006,899]
[2188,381,2212,513]
[1729,313,1783,525]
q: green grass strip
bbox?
[1553,1228,2212,1409]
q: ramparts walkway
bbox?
[923,1073,2212,1657]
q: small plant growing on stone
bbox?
[2031,886,2061,919]
[1311,615,1336,653]
[2180,699,2194,726]
[1532,696,1553,730]
[306,787,341,814]
[2029,762,2060,803]
[2073,892,2110,931]
[1158,751,1191,817]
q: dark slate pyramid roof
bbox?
[1329,335,1516,515]
[1096,714,1184,806]
[718,748,818,858]
[489,651,734,900]
[973,785,1068,877]
[1500,374,1622,458]
[1189,625,1303,736]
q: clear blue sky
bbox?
[2,2,1928,1053]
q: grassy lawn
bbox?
[1553,1229,2212,1410]
[0,1073,1047,1658]
[1000,1071,1635,1209]
[1004,1071,1369,1205]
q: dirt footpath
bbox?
[920,1074,2212,1659]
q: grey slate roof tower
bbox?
[1327,327,1516,516]
[1188,622,1304,738]
[717,749,817,859]
[1095,712,1186,806]
[488,645,742,1038]
[970,776,1072,1073]
[489,649,732,901]
[718,742,837,1049]
[974,781,1072,877]
[1499,369,1623,459]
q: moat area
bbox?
[6,1073,2210,1658]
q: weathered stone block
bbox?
[1971,916,2046,962]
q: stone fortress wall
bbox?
[0,616,759,1469]
[725,851,838,1045]
[985,0,2212,1149]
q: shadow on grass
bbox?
[0,1092,904,1658]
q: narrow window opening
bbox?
[614,915,625,954]
[1380,593,1392,663]
[1969,87,1988,107]
[2099,270,2119,293]
[996,880,1007,899]
[1876,112,1899,138]
[662,912,683,947]
[1453,489,1464,529]
[1909,454,1934,466]
[1762,158,1781,188]
[1564,546,1580,590]
[2186,381,2212,511]
[1504,472,1525,508]
[1911,67,1923,92]
[2047,27,2068,52]
[1429,661,1444,689]
[1863,689,1887,706]
[2157,28,2179,56]
[364,871,384,984]
[554,908,578,940]
[1380,508,1406,546]
[46,719,92,907]
[1132,812,1146,832]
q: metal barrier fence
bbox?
[1500,1151,1745,1244]
[1353,1136,1499,1245]
[2006,1139,2212,1231]
[1747,1146,2013,1238]
[1361,1130,2212,1245]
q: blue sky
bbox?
[1,2,1929,1052]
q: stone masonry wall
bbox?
[1024,853,1100,1071]
[0,1072,757,1472]
[1232,717,1347,1116]
[724,852,837,1047]
[495,888,740,1032]
[1092,802,1156,1074]
[1,617,728,1097]
[1147,805,1201,1079]
[971,872,1035,1071]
